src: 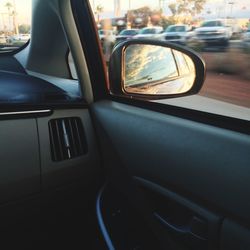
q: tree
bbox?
[95,4,103,24]
[128,6,163,28]
[18,24,31,34]
[160,16,176,29]
[5,2,13,31]
[168,0,206,17]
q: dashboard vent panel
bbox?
[48,117,88,161]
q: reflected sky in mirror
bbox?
[124,44,196,95]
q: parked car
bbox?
[115,29,139,44]
[0,34,6,44]
[242,28,250,49]
[8,34,30,45]
[160,24,195,44]
[133,26,163,39]
[195,19,232,46]
[98,29,116,59]
[98,29,116,45]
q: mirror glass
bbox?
[124,44,196,95]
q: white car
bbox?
[98,30,116,45]
[160,25,195,44]
[10,34,30,43]
[195,19,232,46]
[0,34,7,44]
[242,28,250,49]
[133,26,163,39]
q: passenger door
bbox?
[73,1,250,249]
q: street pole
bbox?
[228,2,234,18]
[13,0,18,35]
[127,0,131,28]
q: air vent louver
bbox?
[48,117,88,161]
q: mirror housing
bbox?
[109,39,206,100]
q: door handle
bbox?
[153,212,208,241]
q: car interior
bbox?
[0,0,249,249]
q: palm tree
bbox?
[5,2,13,32]
[95,4,103,25]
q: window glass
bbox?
[173,50,190,76]
[166,25,186,32]
[119,29,138,35]
[0,0,31,52]
[90,0,250,120]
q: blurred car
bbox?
[242,28,250,49]
[160,25,195,44]
[133,26,163,39]
[195,19,232,46]
[0,34,7,44]
[10,34,30,44]
[98,30,116,45]
[115,29,139,44]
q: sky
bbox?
[0,0,31,30]
[0,0,249,31]
[90,0,250,19]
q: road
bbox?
[156,71,250,121]
[200,72,250,108]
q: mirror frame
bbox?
[109,39,206,100]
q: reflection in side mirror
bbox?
[124,44,196,96]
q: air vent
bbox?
[48,117,88,162]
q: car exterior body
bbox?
[115,29,139,44]
[242,28,250,49]
[133,26,163,39]
[160,25,194,44]
[98,30,116,44]
[8,34,30,45]
[195,19,232,46]
[0,34,7,44]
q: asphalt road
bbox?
[200,72,250,108]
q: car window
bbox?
[166,26,186,32]
[90,1,250,121]
[0,0,31,53]
[139,28,157,34]
[119,29,138,35]
[201,20,223,27]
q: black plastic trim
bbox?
[71,0,109,101]
[0,39,30,56]
[108,95,250,135]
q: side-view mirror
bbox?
[109,40,206,99]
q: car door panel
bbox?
[220,219,250,249]
[0,118,40,203]
[92,100,250,249]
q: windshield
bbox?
[201,21,223,27]
[0,0,31,53]
[99,30,111,35]
[139,28,157,34]
[119,29,138,36]
[166,26,186,32]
